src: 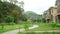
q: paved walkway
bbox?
[2,25,39,34]
[2,29,19,34]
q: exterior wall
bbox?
[57,11,60,14]
[43,6,57,23]
[45,6,57,23]
[55,0,60,23]
[50,6,57,22]
[56,0,60,14]
[51,7,57,15]
[45,10,51,23]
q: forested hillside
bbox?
[23,11,42,22]
[0,0,23,23]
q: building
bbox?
[49,6,57,23]
[55,0,60,23]
[45,10,51,23]
[45,6,57,23]
[43,0,60,23]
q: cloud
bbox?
[18,0,56,14]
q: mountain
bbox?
[23,11,42,21]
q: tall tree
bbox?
[13,0,18,4]
[0,1,23,23]
[9,0,18,4]
[19,1,24,8]
[1,0,7,2]
[9,0,13,3]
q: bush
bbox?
[50,22,60,28]
[42,18,46,23]
[5,16,14,23]
[23,24,29,31]
[50,23,56,27]
[56,24,60,27]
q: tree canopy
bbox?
[0,0,24,23]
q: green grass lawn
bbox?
[29,23,60,31]
[0,22,32,34]
[18,32,60,34]
[0,22,60,34]
[0,24,20,33]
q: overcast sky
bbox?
[18,0,56,15]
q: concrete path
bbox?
[2,29,19,34]
[2,25,39,34]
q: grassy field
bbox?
[0,21,32,34]
[0,24,20,33]
[0,22,60,34]
[29,23,60,31]
[18,32,60,34]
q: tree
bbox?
[5,16,14,23]
[2,0,7,2]
[9,0,18,4]
[14,0,18,4]
[9,0,14,3]
[19,1,24,8]
[23,11,41,22]
[23,24,29,31]
[0,1,23,23]
[42,18,46,23]
[11,10,20,23]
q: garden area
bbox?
[0,21,32,34]
[0,21,60,34]
[29,23,60,31]
[18,22,60,34]
[0,0,60,34]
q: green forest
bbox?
[0,0,25,23]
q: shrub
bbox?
[56,24,60,27]
[50,23,56,27]
[23,24,29,31]
[5,16,14,23]
[50,22,60,28]
[42,18,46,23]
